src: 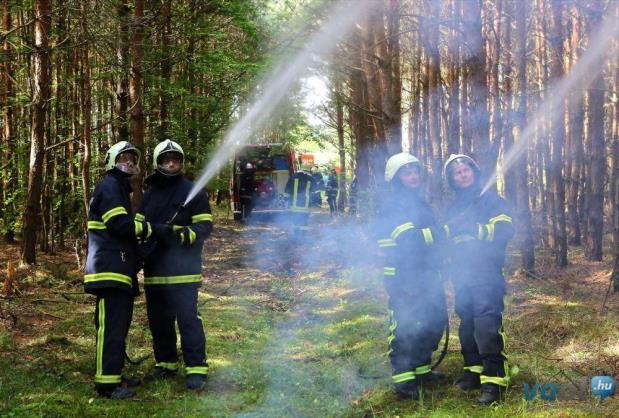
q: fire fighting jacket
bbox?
[285,171,315,213]
[85,169,151,295]
[443,186,514,286]
[137,172,212,289]
[376,187,445,296]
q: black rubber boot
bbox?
[418,371,447,388]
[97,386,136,400]
[122,376,141,387]
[186,374,207,391]
[394,380,420,400]
[455,371,481,391]
[149,366,177,380]
[478,384,503,405]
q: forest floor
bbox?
[0,206,618,417]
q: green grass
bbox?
[1,222,618,417]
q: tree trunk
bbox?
[22,0,51,265]
[115,1,130,143]
[129,0,145,211]
[335,76,347,209]
[2,0,16,242]
[462,0,492,185]
[547,0,567,266]
[158,0,172,140]
[79,0,91,216]
[512,0,535,272]
[584,0,604,261]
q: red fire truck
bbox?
[230,144,297,221]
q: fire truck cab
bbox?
[230,144,297,221]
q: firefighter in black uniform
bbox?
[442,154,514,405]
[326,168,339,216]
[239,162,255,221]
[376,152,447,400]
[85,141,151,399]
[284,163,315,242]
[137,139,213,391]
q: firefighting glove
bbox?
[176,226,197,247]
[152,224,175,243]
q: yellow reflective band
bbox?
[477,224,484,240]
[96,298,105,378]
[415,365,431,375]
[464,365,483,374]
[383,267,396,276]
[192,213,213,223]
[187,227,196,245]
[156,362,179,371]
[135,213,146,222]
[453,235,475,244]
[421,228,434,246]
[377,238,396,248]
[134,221,143,237]
[292,179,299,208]
[391,222,415,240]
[185,366,208,375]
[94,374,122,384]
[88,221,106,230]
[487,224,495,241]
[101,206,128,223]
[387,334,395,345]
[144,275,203,285]
[85,272,132,286]
[480,375,509,387]
[172,225,183,231]
[489,214,513,225]
[179,231,185,245]
[392,371,416,383]
[443,224,450,238]
[146,222,152,239]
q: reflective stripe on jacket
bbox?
[285,171,314,213]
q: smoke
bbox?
[183,0,379,206]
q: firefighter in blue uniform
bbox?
[442,154,514,405]
[284,163,315,241]
[377,153,447,400]
[137,139,213,391]
[85,141,151,399]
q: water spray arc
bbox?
[481,14,619,195]
[183,0,378,206]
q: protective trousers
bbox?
[454,283,509,386]
[289,211,310,242]
[145,286,208,375]
[94,289,134,390]
[388,284,446,385]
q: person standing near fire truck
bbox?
[284,163,316,242]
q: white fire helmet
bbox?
[384,152,421,182]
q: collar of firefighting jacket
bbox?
[109,167,133,191]
[454,183,481,206]
[145,170,183,187]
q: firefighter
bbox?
[310,165,324,207]
[85,141,151,399]
[137,139,213,391]
[442,154,514,405]
[284,163,315,242]
[326,168,339,216]
[376,152,447,400]
[239,162,255,221]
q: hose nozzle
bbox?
[167,203,186,225]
